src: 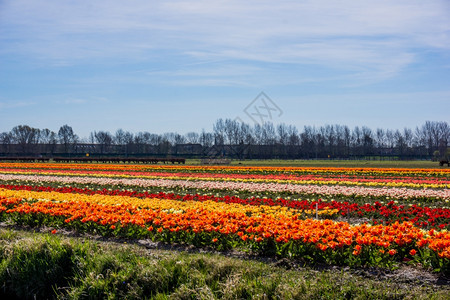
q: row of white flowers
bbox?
[0,173,448,201]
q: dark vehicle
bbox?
[440,159,449,166]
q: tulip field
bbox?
[0,162,449,275]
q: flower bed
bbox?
[0,162,448,273]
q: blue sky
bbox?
[0,0,449,139]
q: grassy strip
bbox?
[0,228,448,299]
[3,159,441,169]
[186,159,443,169]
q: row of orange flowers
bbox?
[0,188,338,219]
[1,162,448,177]
[0,188,449,271]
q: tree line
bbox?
[0,120,449,160]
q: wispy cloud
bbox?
[0,101,35,110]
[61,99,86,105]
[53,97,109,105]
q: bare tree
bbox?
[174,133,186,145]
[385,129,395,149]
[313,128,325,159]
[437,122,450,158]
[224,119,240,145]
[286,124,299,158]
[148,133,161,146]
[253,124,263,145]
[342,125,351,157]
[122,131,134,155]
[277,123,289,146]
[58,125,78,153]
[375,128,385,149]
[276,123,289,158]
[114,129,130,155]
[93,131,113,154]
[413,121,449,156]
[185,132,199,144]
[40,128,57,154]
[394,129,407,156]
[161,132,185,147]
[237,122,253,159]
[134,132,151,153]
[213,119,226,145]
[352,126,362,155]
[0,132,13,154]
[437,122,450,157]
[413,126,427,156]
[323,125,336,157]
[114,129,127,145]
[403,128,414,149]
[334,125,349,158]
[40,129,57,143]
[300,126,315,158]
[11,125,40,154]
[240,122,254,145]
[199,129,214,147]
[261,122,276,145]
[361,126,374,155]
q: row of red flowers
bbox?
[1,183,449,230]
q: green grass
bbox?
[186,159,443,169]
[36,158,444,169]
[0,228,448,299]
